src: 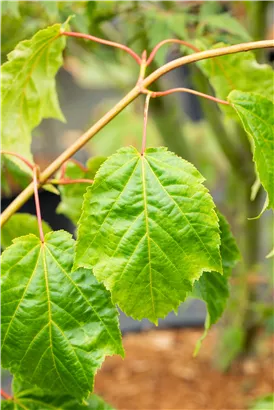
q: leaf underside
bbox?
[1,231,123,400]
[229,91,274,209]
[75,146,222,324]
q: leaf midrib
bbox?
[41,246,69,394]
[141,156,155,319]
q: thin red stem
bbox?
[69,159,89,172]
[143,87,229,106]
[146,39,200,66]
[60,159,89,179]
[1,150,34,171]
[62,31,142,65]
[49,178,94,185]
[60,162,66,179]
[33,166,44,243]
[141,93,151,155]
[1,389,12,400]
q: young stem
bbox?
[1,389,12,400]
[33,166,44,243]
[1,39,273,226]
[141,93,151,155]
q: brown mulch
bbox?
[94,328,273,410]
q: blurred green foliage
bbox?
[249,393,274,410]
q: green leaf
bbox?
[74,146,222,324]
[1,213,52,249]
[144,11,172,66]
[215,211,241,277]
[199,1,223,17]
[1,1,20,19]
[2,378,115,410]
[40,1,59,21]
[228,91,274,209]
[1,24,66,171]
[144,10,190,66]
[2,394,115,410]
[216,325,245,371]
[87,394,115,410]
[57,157,106,225]
[43,183,61,196]
[193,211,240,326]
[1,155,32,190]
[250,394,274,410]
[266,248,274,259]
[198,13,251,42]
[1,231,123,400]
[168,13,188,42]
[199,45,274,117]
[192,211,240,355]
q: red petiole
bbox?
[1,150,34,171]
[146,39,200,66]
[62,31,142,65]
[1,388,12,400]
[60,158,89,179]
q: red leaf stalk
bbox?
[1,389,12,400]
[146,39,200,66]
[1,150,34,171]
[62,31,142,65]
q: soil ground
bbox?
[94,328,273,410]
